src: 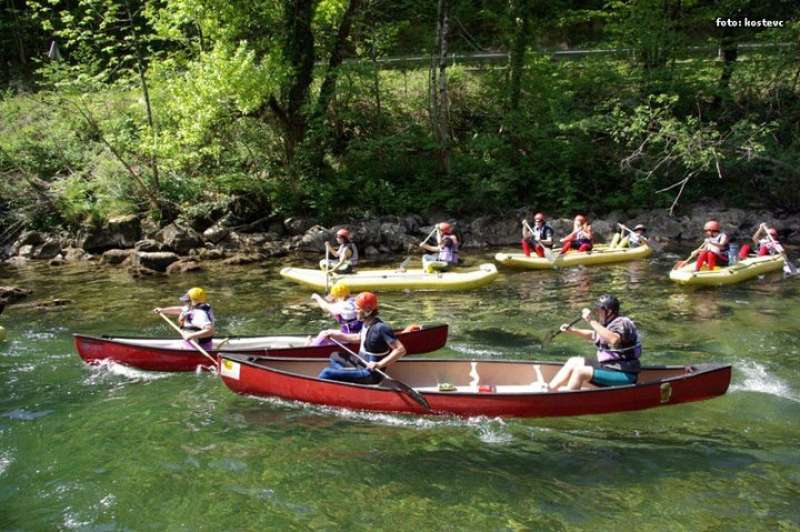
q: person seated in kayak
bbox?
[547,294,641,391]
[686,220,729,271]
[737,223,784,259]
[521,212,554,257]
[153,287,215,350]
[610,223,648,248]
[419,222,460,273]
[320,228,359,273]
[317,292,407,385]
[308,281,362,346]
[559,215,593,254]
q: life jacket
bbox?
[335,297,363,333]
[338,242,358,266]
[705,233,729,255]
[437,235,459,264]
[529,224,554,246]
[574,227,591,242]
[594,316,641,369]
[758,237,783,255]
[358,318,392,361]
[180,304,215,341]
[628,233,642,247]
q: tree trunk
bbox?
[432,0,451,174]
[509,0,530,112]
[312,0,360,122]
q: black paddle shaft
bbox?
[545,316,583,344]
[329,338,432,412]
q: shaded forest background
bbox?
[1,0,799,234]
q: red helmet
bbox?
[355,292,378,312]
[768,227,778,238]
[574,214,587,224]
[438,222,453,234]
[533,212,545,222]
[336,228,350,240]
[704,220,721,232]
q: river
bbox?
[1,250,798,529]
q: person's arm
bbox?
[320,330,360,343]
[717,233,729,247]
[183,323,215,341]
[368,339,406,370]
[153,305,183,316]
[522,221,531,239]
[419,242,439,252]
[333,246,352,269]
[584,224,593,240]
[325,241,339,258]
[580,308,621,346]
[560,325,594,341]
[560,229,577,243]
[752,225,765,244]
[311,293,336,315]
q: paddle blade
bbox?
[385,377,431,411]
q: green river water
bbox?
[1,250,799,530]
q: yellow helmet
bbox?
[181,287,207,304]
[329,281,350,299]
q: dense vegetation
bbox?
[1,0,799,233]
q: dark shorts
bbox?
[586,358,638,386]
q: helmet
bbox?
[438,222,453,235]
[595,294,620,314]
[336,228,350,240]
[533,212,545,222]
[704,220,721,232]
[575,214,587,224]
[768,227,778,238]
[329,281,350,299]
[355,292,378,313]
[634,224,646,232]
[181,287,207,304]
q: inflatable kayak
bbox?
[495,244,652,269]
[279,263,498,291]
[0,325,5,342]
[669,254,785,286]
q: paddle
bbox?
[762,224,798,275]
[398,225,437,272]
[324,244,331,292]
[617,223,663,252]
[158,312,219,369]
[522,220,556,263]
[329,338,431,412]
[541,316,582,347]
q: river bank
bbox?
[2,204,798,278]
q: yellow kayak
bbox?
[495,244,652,270]
[0,325,5,342]
[669,254,785,286]
[279,263,498,291]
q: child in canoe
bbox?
[521,212,554,257]
[609,223,648,248]
[737,223,784,259]
[559,214,593,254]
[153,287,215,350]
[420,222,460,273]
[308,281,363,346]
[684,220,730,271]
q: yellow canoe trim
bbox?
[495,244,653,270]
[669,254,785,286]
[279,263,499,291]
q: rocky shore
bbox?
[1,205,798,276]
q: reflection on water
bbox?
[1,253,799,529]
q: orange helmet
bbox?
[336,228,350,240]
[355,292,378,312]
[533,212,545,222]
[704,220,721,232]
[438,222,453,234]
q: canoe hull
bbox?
[74,324,448,372]
[495,245,652,270]
[279,263,498,291]
[219,356,731,418]
[669,254,784,286]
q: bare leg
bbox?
[562,365,594,391]
[547,357,585,390]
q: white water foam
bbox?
[0,451,12,477]
[82,359,175,385]
[247,396,514,442]
[449,343,500,357]
[730,360,799,402]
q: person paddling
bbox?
[738,223,784,259]
[317,292,407,384]
[610,223,648,248]
[547,294,641,391]
[321,228,359,273]
[521,212,554,257]
[419,222,460,273]
[685,220,729,271]
[308,281,363,346]
[153,287,215,350]
[559,214,593,254]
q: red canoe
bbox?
[74,324,448,372]
[218,355,732,418]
